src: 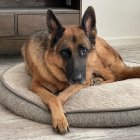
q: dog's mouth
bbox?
[68,79,84,85]
[67,73,85,85]
[65,58,86,85]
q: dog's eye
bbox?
[79,45,89,56]
[60,49,71,59]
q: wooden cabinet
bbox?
[0,0,81,54]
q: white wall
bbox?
[82,0,140,46]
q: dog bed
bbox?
[1,62,140,128]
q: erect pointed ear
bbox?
[47,9,65,46]
[81,6,97,44]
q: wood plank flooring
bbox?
[0,45,140,140]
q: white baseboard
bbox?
[104,36,140,47]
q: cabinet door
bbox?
[0,14,15,37]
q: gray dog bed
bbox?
[0,62,140,128]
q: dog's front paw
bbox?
[52,112,69,134]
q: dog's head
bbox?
[47,6,97,84]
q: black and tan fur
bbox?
[22,6,140,134]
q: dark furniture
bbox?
[0,0,81,54]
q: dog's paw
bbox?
[52,112,69,134]
[90,77,104,85]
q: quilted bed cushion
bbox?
[1,62,140,127]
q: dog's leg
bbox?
[100,79,116,84]
[31,80,69,134]
[58,84,88,105]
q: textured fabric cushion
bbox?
[1,62,140,127]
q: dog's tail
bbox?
[120,66,140,80]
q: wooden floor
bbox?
[0,45,140,140]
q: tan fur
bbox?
[22,8,140,134]
[22,28,140,134]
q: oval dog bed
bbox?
[1,62,140,128]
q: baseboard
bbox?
[104,36,140,48]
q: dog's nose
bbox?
[71,73,84,84]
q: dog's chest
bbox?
[42,82,68,95]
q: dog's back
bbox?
[89,37,140,83]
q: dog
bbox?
[22,6,140,134]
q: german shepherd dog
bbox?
[22,6,140,134]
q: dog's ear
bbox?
[47,10,65,46]
[81,6,97,44]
